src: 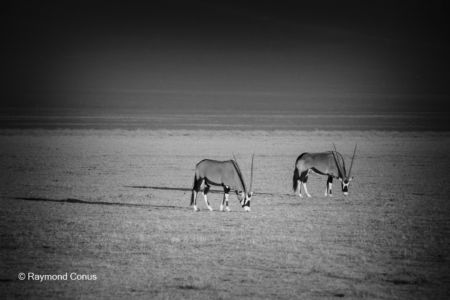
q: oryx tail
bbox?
[190,174,199,206]
[292,153,306,192]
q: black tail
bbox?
[190,175,197,206]
[293,153,306,192]
[190,174,201,206]
[293,167,300,192]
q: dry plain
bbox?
[1,129,450,299]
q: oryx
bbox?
[190,154,254,212]
[293,144,357,197]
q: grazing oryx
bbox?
[293,144,357,197]
[191,154,254,212]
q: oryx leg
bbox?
[297,179,303,198]
[203,185,213,211]
[223,186,231,212]
[191,190,198,210]
[225,194,230,211]
[300,171,311,198]
[203,184,213,211]
[192,179,204,211]
[220,186,228,211]
[325,176,333,197]
[302,182,311,198]
[192,192,199,211]
[220,193,225,211]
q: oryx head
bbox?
[233,153,254,211]
[237,190,253,211]
[332,144,357,196]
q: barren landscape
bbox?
[1,129,449,299]
[2,0,449,298]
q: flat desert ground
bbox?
[1,129,449,299]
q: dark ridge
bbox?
[176,285,202,290]
[13,197,187,210]
[384,278,428,285]
[125,185,199,192]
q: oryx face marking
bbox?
[237,191,245,205]
[237,190,252,209]
[342,179,349,195]
[340,177,354,196]
[243,192,252,210]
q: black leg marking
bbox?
[220,186,231,211]
[193,178,203,192]
[192,178,204,210]
[300,171,309,183]
[204,185,210,195]
[327,176,333,195]
[224,186,231,210]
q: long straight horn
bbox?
[249,153,254,192]
[332,143,345,177]
[232,153,241,169]
[348,144,357,177]
[232,153,246,191]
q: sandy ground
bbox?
[1,129,450,299]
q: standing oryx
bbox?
[293,144,357,197]
[190,154,254,212]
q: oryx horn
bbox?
[232,153,245,188]
[332,143,345,177]
[347,144,357,178]
[249,153,254,192]
[232,153,240,168]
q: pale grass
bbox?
[1,129,449,299]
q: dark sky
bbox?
[1,1,449,114]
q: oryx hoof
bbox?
[244,206,251,212]
[298,194,303,198]
[306,194,312,198]
[193,206,199,212]
[207,206,213,211]
[219,205,224,211]
[225,207,231,212]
